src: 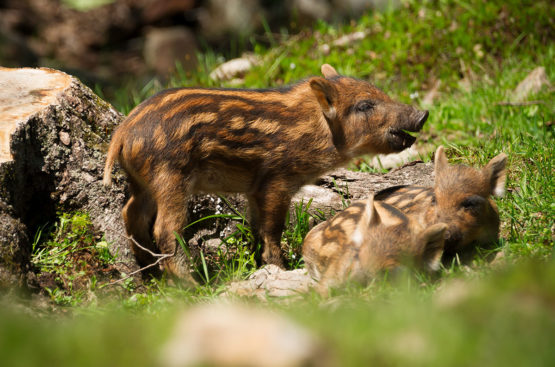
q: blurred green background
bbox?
[0,0,553,366]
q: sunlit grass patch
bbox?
[31,212,119,306]
[2,1,553,365]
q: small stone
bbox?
[291,0,331,21]
[332,31,368,47]
[161,302,330,367]
[144,27,198,78]
[224,265,315,300]
[512,66,550,102]
[209,54,260,82]
[368,146,430,170]
[434,279,472,309]
[198,0,261,41]
[59,131,70,145]
[82,172,95,183]
[202,238,221,251]
[82,160,96,171]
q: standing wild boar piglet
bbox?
[375,146,507,264]
[303,195,447,294]
[103,64,429,281]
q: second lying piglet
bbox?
[375,146,507,264]
[303,195,447,294]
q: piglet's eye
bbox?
[461,195,485,211]
[355,101,375,112]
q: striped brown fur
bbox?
[376,146,507,264]
[302,195,447,294]
[103,64,428,280]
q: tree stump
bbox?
[0,67,135,287]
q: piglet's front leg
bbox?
[250,181,292,268]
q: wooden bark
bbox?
[0,67,133,286]
[0,199,30,288]
[294,163,434,215]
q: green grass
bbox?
[2,0,554,365]
[31,212,118,306]
[292,259,555,367]
[2,260,554,367]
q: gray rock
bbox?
[512,66,550,102]
[144,27,198,79]
[161,302,333,367]
[366,146,432,170]
[209,54,261,82]
[198,0,262,41]
[224,265,316,299]
[290,0,331,22]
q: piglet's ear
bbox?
[433,145,449,186]
[364,195,381,227]
[321,64,339,78]
[419,223,447,272]
[309,77,338,120]
[434,146,448,172]
[483,153,507,197]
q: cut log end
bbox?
[0,67,72,163]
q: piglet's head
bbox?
[432,146,507,263]
[309,64,428,158]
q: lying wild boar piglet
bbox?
[303,195,447,294]
[375,146,507,264]
[103,64,429,280]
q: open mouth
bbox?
[387,110,428,151]
[388,128,419,151]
